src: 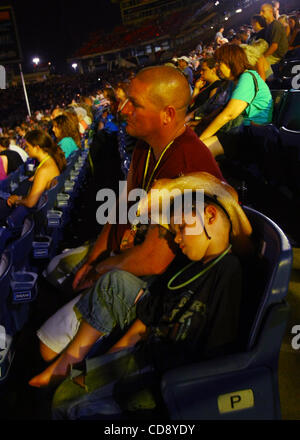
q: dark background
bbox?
[0,0,122,73]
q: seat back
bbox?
[270,89,288,126]
[10,216,35,271]
[6,205,30,237]
[240,207,292,351]
[32,193,48,235]
[276,89,300,130]
[278,59,300,79]
[0,227,12,255]
[0,251,13,329]
[278,126,300,195]
[161,207,292,420]
[44,178,59,210]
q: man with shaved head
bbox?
[30,66,223,387]
[260,3,288,77]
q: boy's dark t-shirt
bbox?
[136,252,242,373]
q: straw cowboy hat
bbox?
[137,172,253,254]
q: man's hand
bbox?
[75,263,113,291]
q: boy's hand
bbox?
[7,195,21,207]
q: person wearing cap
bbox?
[33,172,252,418]
[215,27,228,46]
[177,56,194,90]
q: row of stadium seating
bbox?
[0,146,90,383]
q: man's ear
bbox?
[162,106,176,125]
[204,204,218,224]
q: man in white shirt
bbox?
[9,137,29,162]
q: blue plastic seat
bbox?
[270,89,288,126]
[0,227,12,255]
[278,126,300,196]
[276,89,300,130]
[161,206,292,420]
[9,216,35,272]
[0,251,13,332]
[6,205,30,237]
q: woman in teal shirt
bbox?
[199,44,273,159]
[53,114,81,159]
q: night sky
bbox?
[0,0,122,73]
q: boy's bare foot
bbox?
[29,353,74,388]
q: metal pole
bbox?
[19,63,31,117]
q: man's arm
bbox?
[77,224,176,290]
[264,42,279,57]
[97,224,176,275]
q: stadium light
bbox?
[32,57,40,65]
[72,63,78,70]
[236,8,242,13]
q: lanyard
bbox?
[142,140,174,193]
[167,245,232,291]
[36,155,50,172]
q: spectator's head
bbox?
[251,15,267,32]
[272,1,280,12]
[121,65,191,145]
[114,82,128,103]
[288,15,300,32]
[53,114,81,148]
[0,137,10,150]
[177,56,190,70]
[260,4,275,24]
[239,30,250,42]
[103,87,117,104]
[278,14,289,27]
[214,44,252,80]
[218,27,224,33]
[16,126,26,137]
[80,96,93,107]
[25,129,67,172]
[139,172,253,258]
[200,58,220,84]
[51,108,64,120]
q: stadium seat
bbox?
[277,59,300,80]
[278,126,300,196]
[0,251,14,332]
[161,206,292,420]
[276,89,300,130]
[0,226,12,255]
[9,216,37,333]
[6,205,30,237]
[270,89,288,126]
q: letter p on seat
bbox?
[218,389,254,414]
